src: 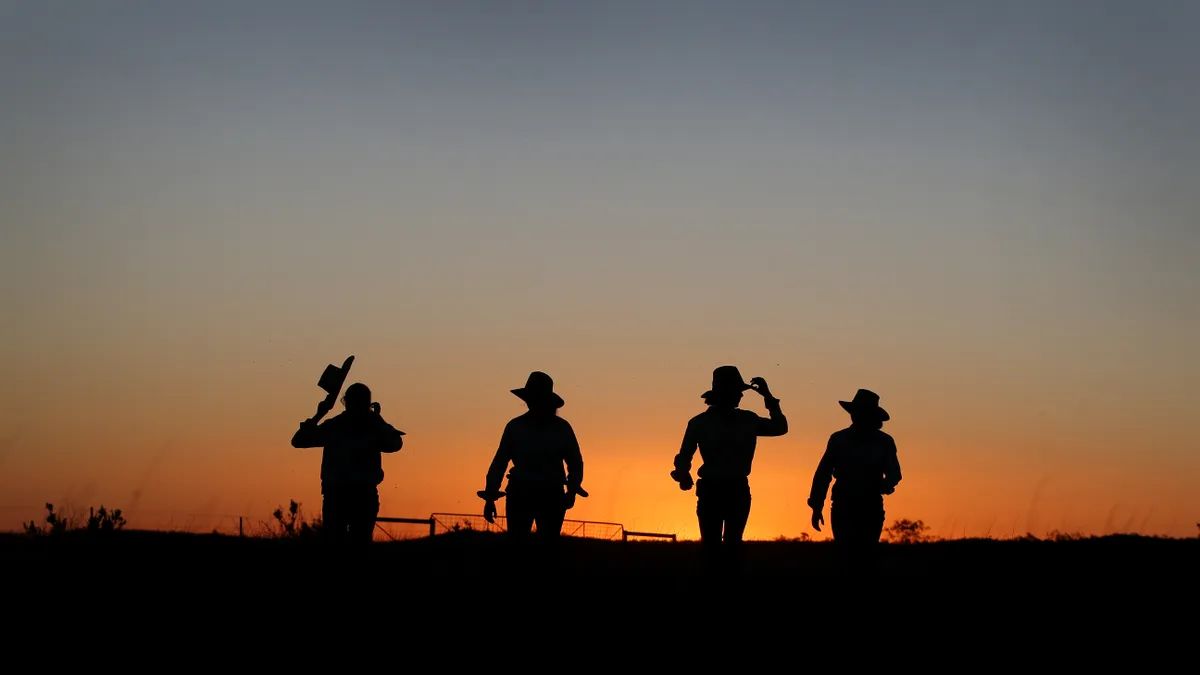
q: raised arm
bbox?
[291,419,326,448]
[750,378,787,437]
[291,400,333,448]
[881,436,902,494]
[374,417,405,454]
[755,396,788,437]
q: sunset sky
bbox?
[2,1,1197,541]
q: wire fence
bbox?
[424,513,626,540]
[2,504,678,542]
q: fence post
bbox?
[239,516,244,538]
[429,516,436,538]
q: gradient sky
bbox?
[2,1,1197,540]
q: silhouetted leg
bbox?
[322,490,347,545]
[722,483,752,576]
[536,503,566,542]
[505,491,535,540]
[832,500,882,575]
[532,497,567,571]
[696,485,725,575]
[346,488,379,547]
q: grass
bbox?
[4,526,1195,649]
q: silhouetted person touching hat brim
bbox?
[480,372,587,545]
[672,366,788,575]
[808,389,902,574]
[291,382,405,547]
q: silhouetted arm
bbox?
[807,436,837,510]
[672,419,698,479]
[881,437,901,494]
[291,419,326,449]
[755,396,788,437]
[375,419,405,454]
[563,424,584,494]
[484,421,515,495]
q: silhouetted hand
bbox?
[749,377,773,399]
[671,470,694,491]
[881,484,895,495]
[371,402,381,414]
[811,509,824,532]
[563,490,577,511]
[315,398,334,419]
[483,500,497,524]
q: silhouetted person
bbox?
[291,382,404,547]
[808,389,901,574]
[672,366,788,575]
[480,371,586,547]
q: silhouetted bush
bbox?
[87,506,127,532]
[883,518,935,543]
[266,500,322,540]
[25,502,125,536]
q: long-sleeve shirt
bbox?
[808,426,901,510]
[673,397,788,482]
[485,412,584,495]
[291,411,404,488]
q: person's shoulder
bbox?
[321,413,347,428]
[876,429,896,445]
[829,426,853,440]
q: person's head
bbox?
[839,389,889,429]
[702,366,751,409]
[850,411,884,430]
[703,390,744,409]
[341,382,372,412]
[511,371,564,415]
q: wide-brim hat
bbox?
[839,388,889,421]
[702,365,752,399]
[512,371,565,409]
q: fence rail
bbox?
[3,504,678,542]
[623,530,678,542]
[374,513,675,543]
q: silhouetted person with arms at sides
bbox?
[672,366,788,575]
[808,389,901,574]
[479,371,586,550]
[291,382,405,547]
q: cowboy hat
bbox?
[839,389,889,421]
[702,365,752,399]
[511,371,565,409]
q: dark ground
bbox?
[5,530,1196,645]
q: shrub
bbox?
[883,518,935,544]
[267,500,322,540]
[25,503,125,536]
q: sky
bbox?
[1,0,1198,540]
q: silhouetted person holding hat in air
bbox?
[292,382,405,547]
[480,371,586,545]
[808,389,901,574]
[672,366,788,575]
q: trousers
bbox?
[321,483,380,546]
[831,497,885,573]
[506,486,567,541]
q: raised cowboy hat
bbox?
[702,365,752,399]
[839,389,890,421]
[511,371,565,409]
